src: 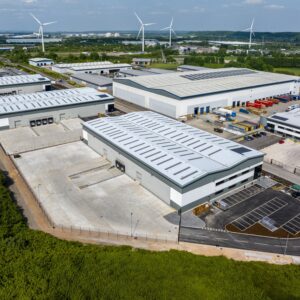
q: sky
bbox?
[0,0,298,32]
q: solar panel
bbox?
[271,115,289,121]
[231,147,252,155]
[181,69,256,81]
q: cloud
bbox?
[264,4,285,10]
[244,0,264,4]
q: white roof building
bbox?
[267,108,300,139]
[0,74,51,96]
[52,61,132,75]
[83,111,264,210]
[113,68,299,118]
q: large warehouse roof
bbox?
[0,74,50,87]
[84,111,263,188]
[0,87,113,116]
[268,108,300,129]
[54,61,131,71]
[114,68,298,100]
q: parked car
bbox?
[214,128,223,133]
[279,139,285,144]
[260,132,267,136]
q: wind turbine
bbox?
[243,18,255,49]
[30,14,57,53]
[161,18,176,47]
[135,13,155,52]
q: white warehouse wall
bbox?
[113,81,297,119]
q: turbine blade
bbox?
[134,12,143,25]
[161,26,170,31]
[144,23,155,26]
[30,13,42,25]
[170,17,173,27]
[172,29,176,35]
[43,21,57,26]
[137,26,143,39]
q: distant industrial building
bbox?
[0,74,51,97]
[52,61,132,75]
[70,73,113,91]
[0,87,114,129]
[118,68,174,78]
[83,111,264,211]
[267,109,300,140]
[113,68,299,119]
[132,58,152,67]
[6,38,62,44]
[29,58,54,67]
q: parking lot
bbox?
[231,197,288,231]
[219,185,265,209]
[202,187,300,238]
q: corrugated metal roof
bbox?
[0,87,113,115]
[114,68,298,99]
[0,74,51,87]
[71,73,113,86]
[54,61,131,71]
[84,111,263,187]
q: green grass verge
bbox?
[0,171,299,299]
[149,63,179,70]
[274,67,300,76]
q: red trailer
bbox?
[255,100,273,107]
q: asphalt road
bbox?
[180,227,300,256]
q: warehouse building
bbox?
[83,111,264,211]
[0,87,114,129]
[70,73,113,91]
[267,109,300,140]
[52,61,132,75]
[0,74,51,97]
[113,68,299,119]
[29,58,54,67]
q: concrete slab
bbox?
[32,123,67,136]
[14,141,178,240]
[0,124,81,155]
[61,118,83,131]
[262,140,300,173]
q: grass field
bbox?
[0,171,300,299]
[275,67,300,76]
[149,63,179,70]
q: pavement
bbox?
[263,163,300,185]
[13,141,179,241]
[179,227,300,256]
[0,120,82,155]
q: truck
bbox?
[214,108,236,118]
[287,104,300,111]
[239,108,250,114]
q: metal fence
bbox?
[11,155,178,245]
[264,157,300,176]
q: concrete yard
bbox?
[0,119,82,155]
[13,141,179,240]
[262,140,300,173]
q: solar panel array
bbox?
[0,74,50,87]
[0,87,113,115]
[84,111,263,187]
[181,69,256,81]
